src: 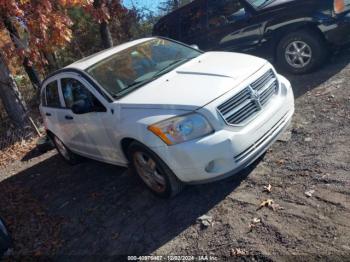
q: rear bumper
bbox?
[322,12,350,45]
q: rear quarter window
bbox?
[45,81,61,108]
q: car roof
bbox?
[65,37,155,71]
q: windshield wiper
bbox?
[152,57,196,79]
[112,78,154,98]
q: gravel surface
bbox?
[1,48,350,260]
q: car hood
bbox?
[119,52,267,111]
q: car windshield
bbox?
[86,39,202,98]
[246,0,275,9]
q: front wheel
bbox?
[128,142,184,198]
[276,30,328,74]
[52,135,81,165]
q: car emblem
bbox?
[249,86,262,110]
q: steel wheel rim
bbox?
[54,137,70,160]
[133,152,166,193]
[285,41,312,69]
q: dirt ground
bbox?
[1,47,350,261]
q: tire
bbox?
[127,141,184,198]
[0,217,12,258]
[52,134,81,165]
[276,30,328,74]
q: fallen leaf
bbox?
[230,248,248,257]
[197,214,213,228]
[263,184,272,193]
[249,217,261,230]
[252,217,261,224]
[305,189,315,198]
[276,159,285,165]
[257,199,274,210]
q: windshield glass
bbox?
[246,0,274,9]
[86,39,202,98]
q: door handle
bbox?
[65,115,74,120]
[45,113,51,116]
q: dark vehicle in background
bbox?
[153,0,350,74]
[0,217,12,258]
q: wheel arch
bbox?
[120,137,140,161]
[46,129,56,141]
[270,22,327,60]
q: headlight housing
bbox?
[334,0,346,14]
[148,113,214,145]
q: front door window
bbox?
[61,78,105,112]
[208,0,245,28]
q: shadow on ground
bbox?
[1,153,257,256]
[2,45,349,258]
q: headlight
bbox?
[148,113,214,145]
[334,0,345,14]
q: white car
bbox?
[40,37,294,198]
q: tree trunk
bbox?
[3,18,41,90]
[0,54,28,128]
[93,0,113,49]
[43,51,59,74]
[100,21,114,49]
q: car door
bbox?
[58,73,120,163]
[40,78,66,141]
[203,0,262,52]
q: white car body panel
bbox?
[40,38,295,183]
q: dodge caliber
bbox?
[40,38,294,198]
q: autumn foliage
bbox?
[0,0,91,67]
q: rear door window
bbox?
[208,0,245,28]
[45,81,61,108]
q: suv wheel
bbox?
[128,141,184,198]
[276,30,328,74]
[52,135,81,165]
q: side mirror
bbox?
[190,44,200,50]
[71,99,92,115]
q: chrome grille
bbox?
[217,69,278,125]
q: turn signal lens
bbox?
[334,0,345,14]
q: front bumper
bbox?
[322,12,350,45]
[150,73,295,183]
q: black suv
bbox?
[153,0,350,74]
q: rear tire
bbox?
[127,141,184,198]
[276,30,328,74]
[0,217,12,258]
[52,135,81,165]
